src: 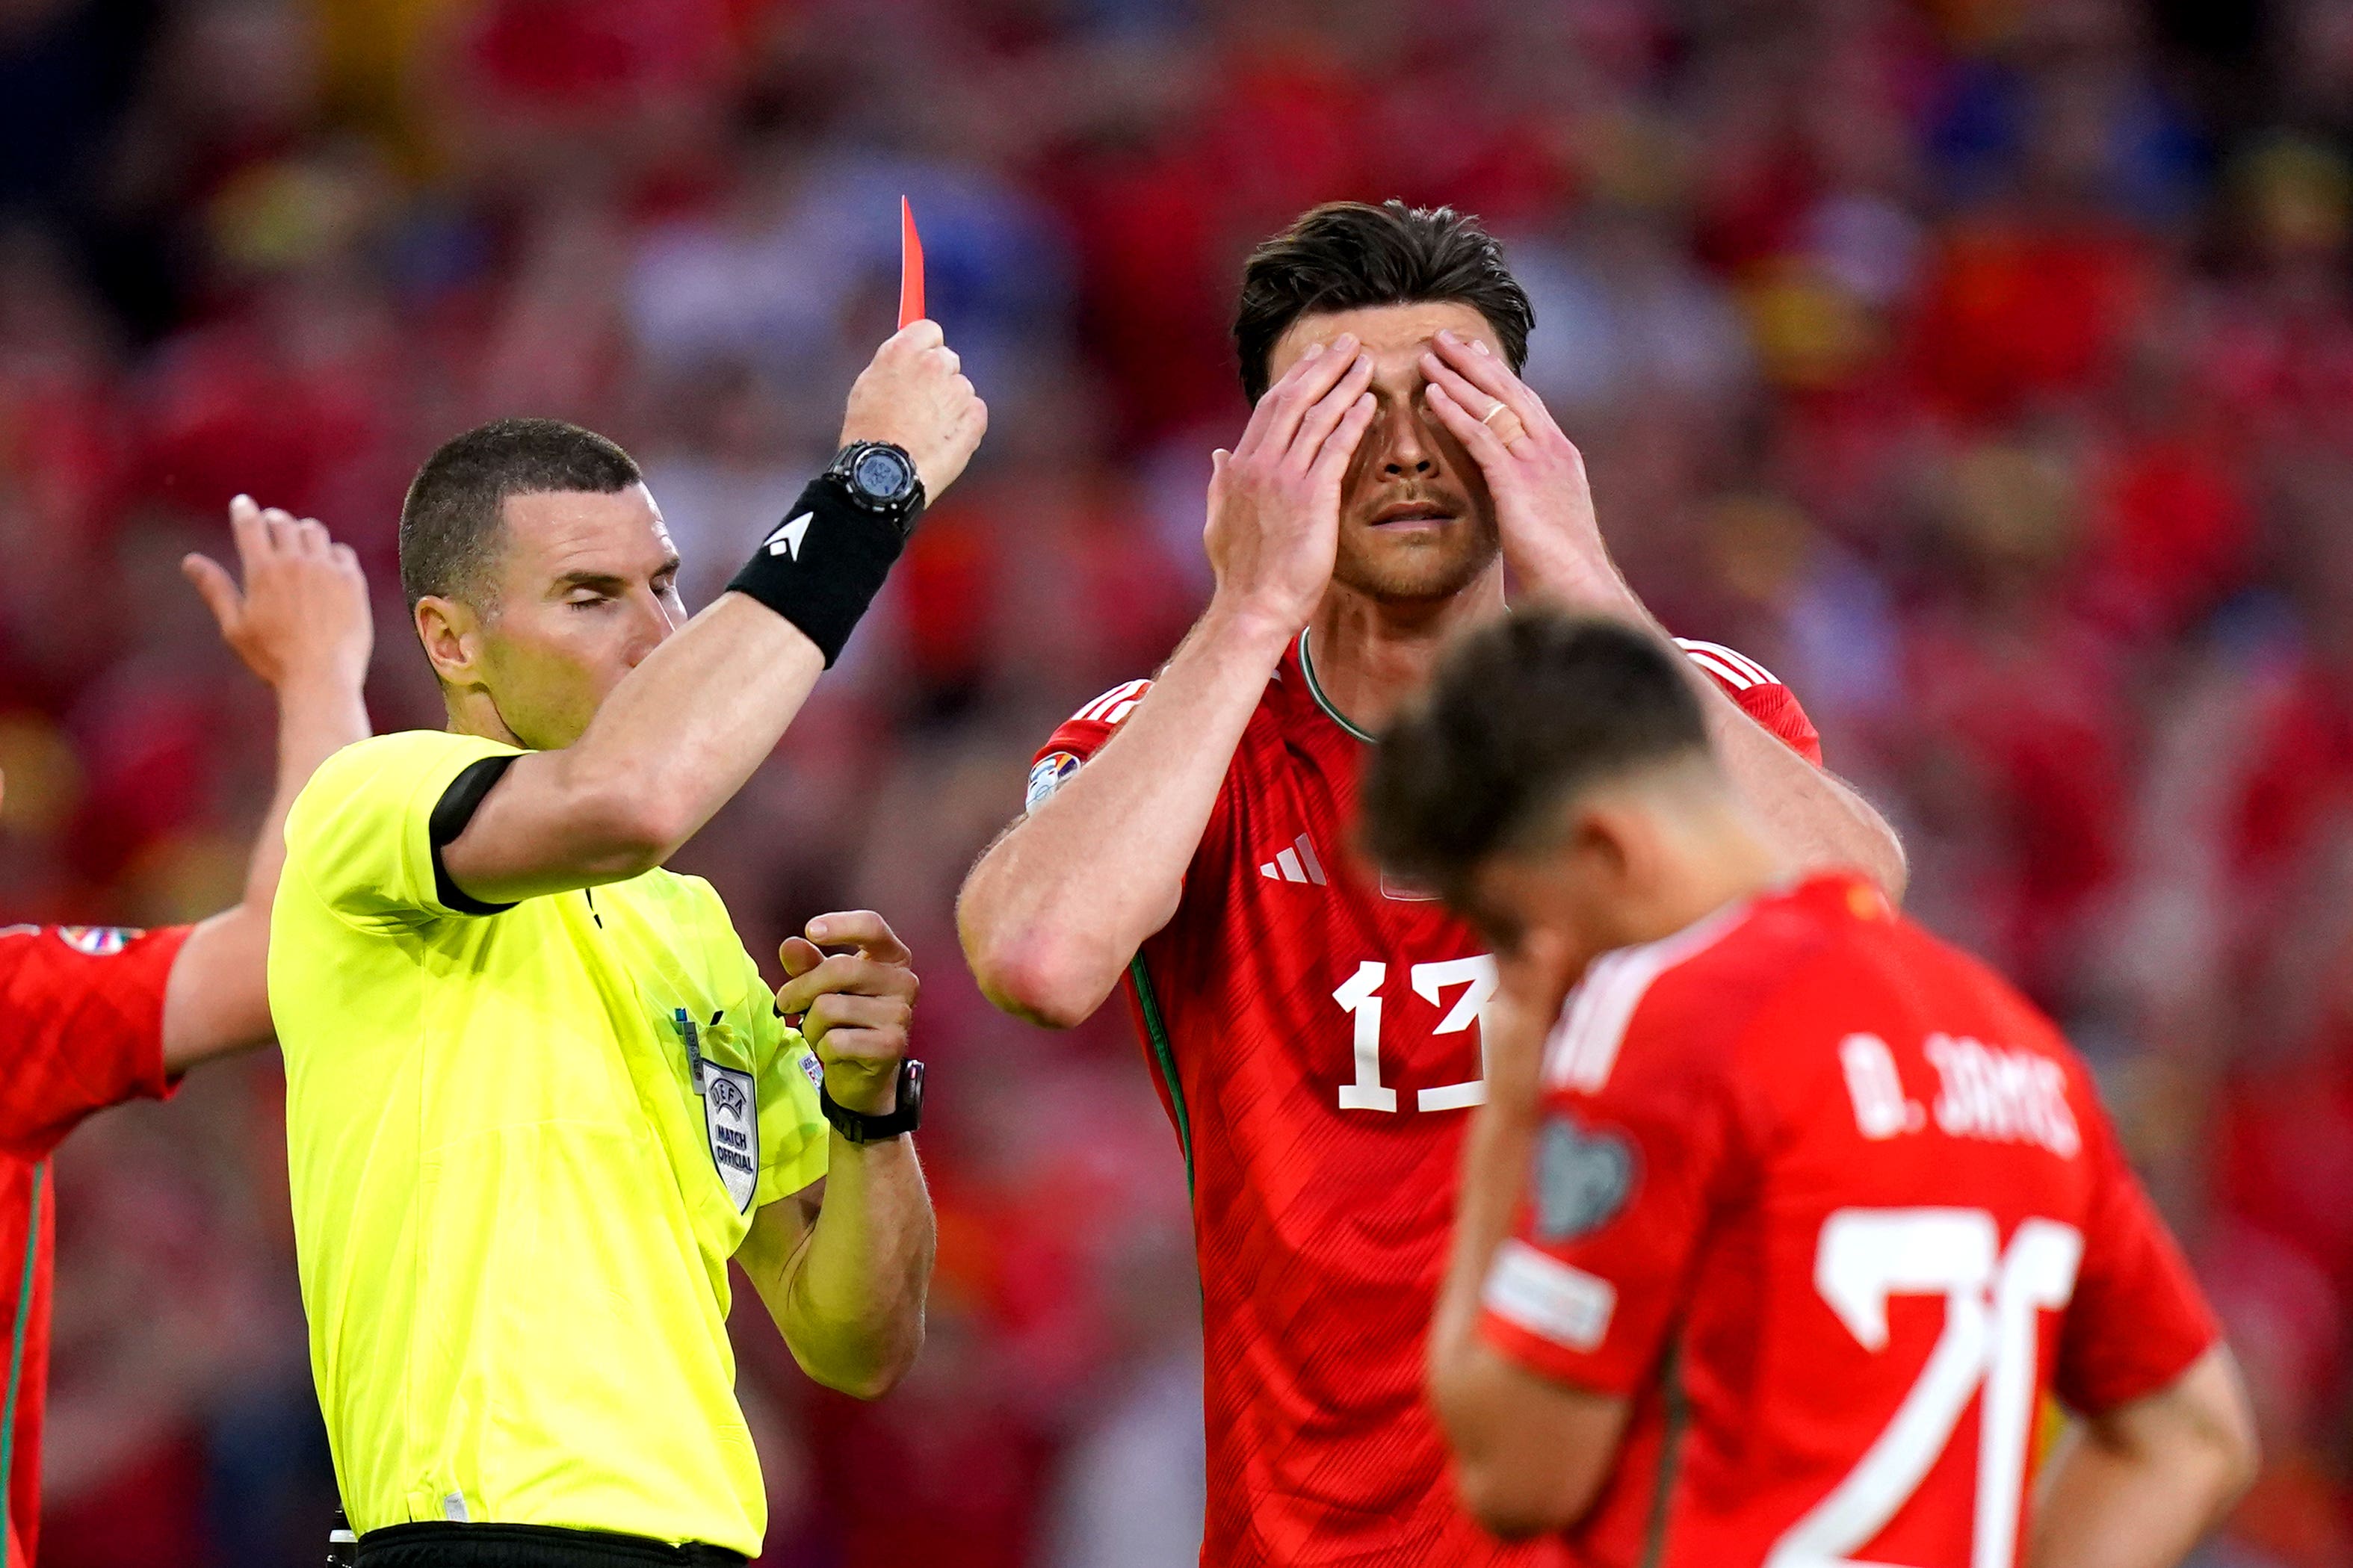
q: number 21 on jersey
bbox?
[1331,956,1497,1113]
[1772,1208,2083,1568]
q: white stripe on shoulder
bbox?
[1675,639,1779,688]
[1543,900,1757,1093]
[1678,648,1755,690]
[1073,678,1151,725]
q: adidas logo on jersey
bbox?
[1260,833,1328,885]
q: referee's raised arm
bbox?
[435,320,984,908]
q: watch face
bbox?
[851,446,914,503]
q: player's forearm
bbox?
[160,672,373,1072]
[1430,1093,1537,1429]
[443,595,826,903]
[1429,1073,1537,1464]
[2029,1440,2232,1568]
[959,599,1290,1027]
[2029,1349,2258,1568]
[243,672,374,911]
[765,1138,934,1399]
[1700,687,1908,900]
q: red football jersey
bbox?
[0,922,188,1568]
[1030,630,1822,1567]
[1479,875,2218,1568]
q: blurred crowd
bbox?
[2,0,2350,1563]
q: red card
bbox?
[897,196,926,329]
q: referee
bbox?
[270,323,981,1567]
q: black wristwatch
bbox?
[825,441,925,533]
[820,1059,925,1144]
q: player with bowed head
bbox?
[1360,611,2257,1568]
[958,201,1906,1566]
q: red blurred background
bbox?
[1,1,2349,1564]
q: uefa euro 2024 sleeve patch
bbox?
[704,1065,759,1212]
[1027,752,1081,812]
[57,926,137,955]
[1533,1116,1636,1243]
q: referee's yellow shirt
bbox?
[270,729,829,1556]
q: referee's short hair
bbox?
[399,418,642,613]
[1360,612,1712,905]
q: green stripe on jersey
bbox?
[1640,1342,1690,1568]
[1129,955,1194,1193]
[1,1162,46,1549]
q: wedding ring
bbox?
[1480,400,1528,447]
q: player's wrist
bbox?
[1505,539,1637,617]
[1202,592,1309,657]
[272,658,368,710]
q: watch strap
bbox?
[819,1059,924,1144]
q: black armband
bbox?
[726,477,910,666]
[429,754,521,915]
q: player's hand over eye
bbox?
[777,911,919,1118]
[1205,333,1379,635]
[1417,331,1627,611]
[183,495,374,693]
[841,320,989,503]
[1485,929,1583,1123]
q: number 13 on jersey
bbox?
[1332,956,1497,1113]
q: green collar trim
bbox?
[1297,629,1376,744]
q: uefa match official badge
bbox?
[704,1065,759,1212]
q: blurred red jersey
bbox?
[1031,631,1822,1567]
[0,922,186,1568]
[1480,874,2219,1567]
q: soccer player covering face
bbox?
[958,202,1907,1567]
[2,500,374,1568]
[1360,613,2260,1568]
[269,323,981,1565]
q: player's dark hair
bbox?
[1361,613,1712,902]
[398,418,643,612]
[1234,200,1534,403]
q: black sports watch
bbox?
[820,1059,924,1144]
[825,441,925,533]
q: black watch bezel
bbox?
[819,1059,924,1144]
[826,441,924,525]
